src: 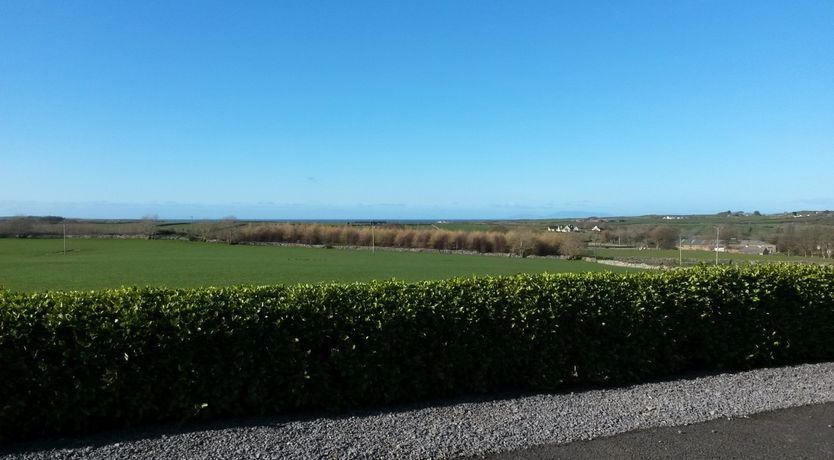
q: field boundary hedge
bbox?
[2,264,833,441]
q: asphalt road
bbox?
[481,402,834,459]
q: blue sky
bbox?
[1,1,832,219]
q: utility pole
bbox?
[63,222,67,255]
[679,234,683,266]
[715,226,720,265]
[371,223,375,255]
[591,235,599,259]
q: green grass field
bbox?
[0,238,634,292]
[592,247,822,264]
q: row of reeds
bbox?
[231,223,586,257]
[0,217,587,257]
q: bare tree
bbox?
[559,234,587,259]
[140,214,159,238]
[648,225,678,249]
[1,216,35,237]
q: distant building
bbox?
[547,224,602,233]
[547,225,582,233]
[733,240,777,255]
[680,239,776,255]
[680,239,725,252]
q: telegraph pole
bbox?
[679,234,683,266]
[63,222,67,255]
[715,227,720,265]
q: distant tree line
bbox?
[0,216,155,238]
[5,214,832,259]
[594,222,832,258]
[596,225,682,249]
[597,224,764,250]
[777,225,833,258]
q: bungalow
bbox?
[545,225,582,233]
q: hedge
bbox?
[1,264,833,441]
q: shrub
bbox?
[428,231,450,250]
[2,264,833,441]
[393,230,415,248]
[531,233,560,256]
[558,234,588,258]
[375,228,397,247]
[412,230,431,248]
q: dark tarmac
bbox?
[482,402,834,459]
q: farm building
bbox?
[733,240,777,255]
[680,239,776,255]
[680,239,725,252]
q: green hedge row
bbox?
[2,264,833,441]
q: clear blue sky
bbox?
[1,1,832,219]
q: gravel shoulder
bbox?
[483,402,834,459]
[3,362,834,459]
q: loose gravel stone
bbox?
[3,362,834,460]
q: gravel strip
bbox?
[4,362,834,459]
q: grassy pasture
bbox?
[0,238,633,292]
[592,247,822,264]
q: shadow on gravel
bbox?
[474,402,834,459]
[1,361,823,456]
